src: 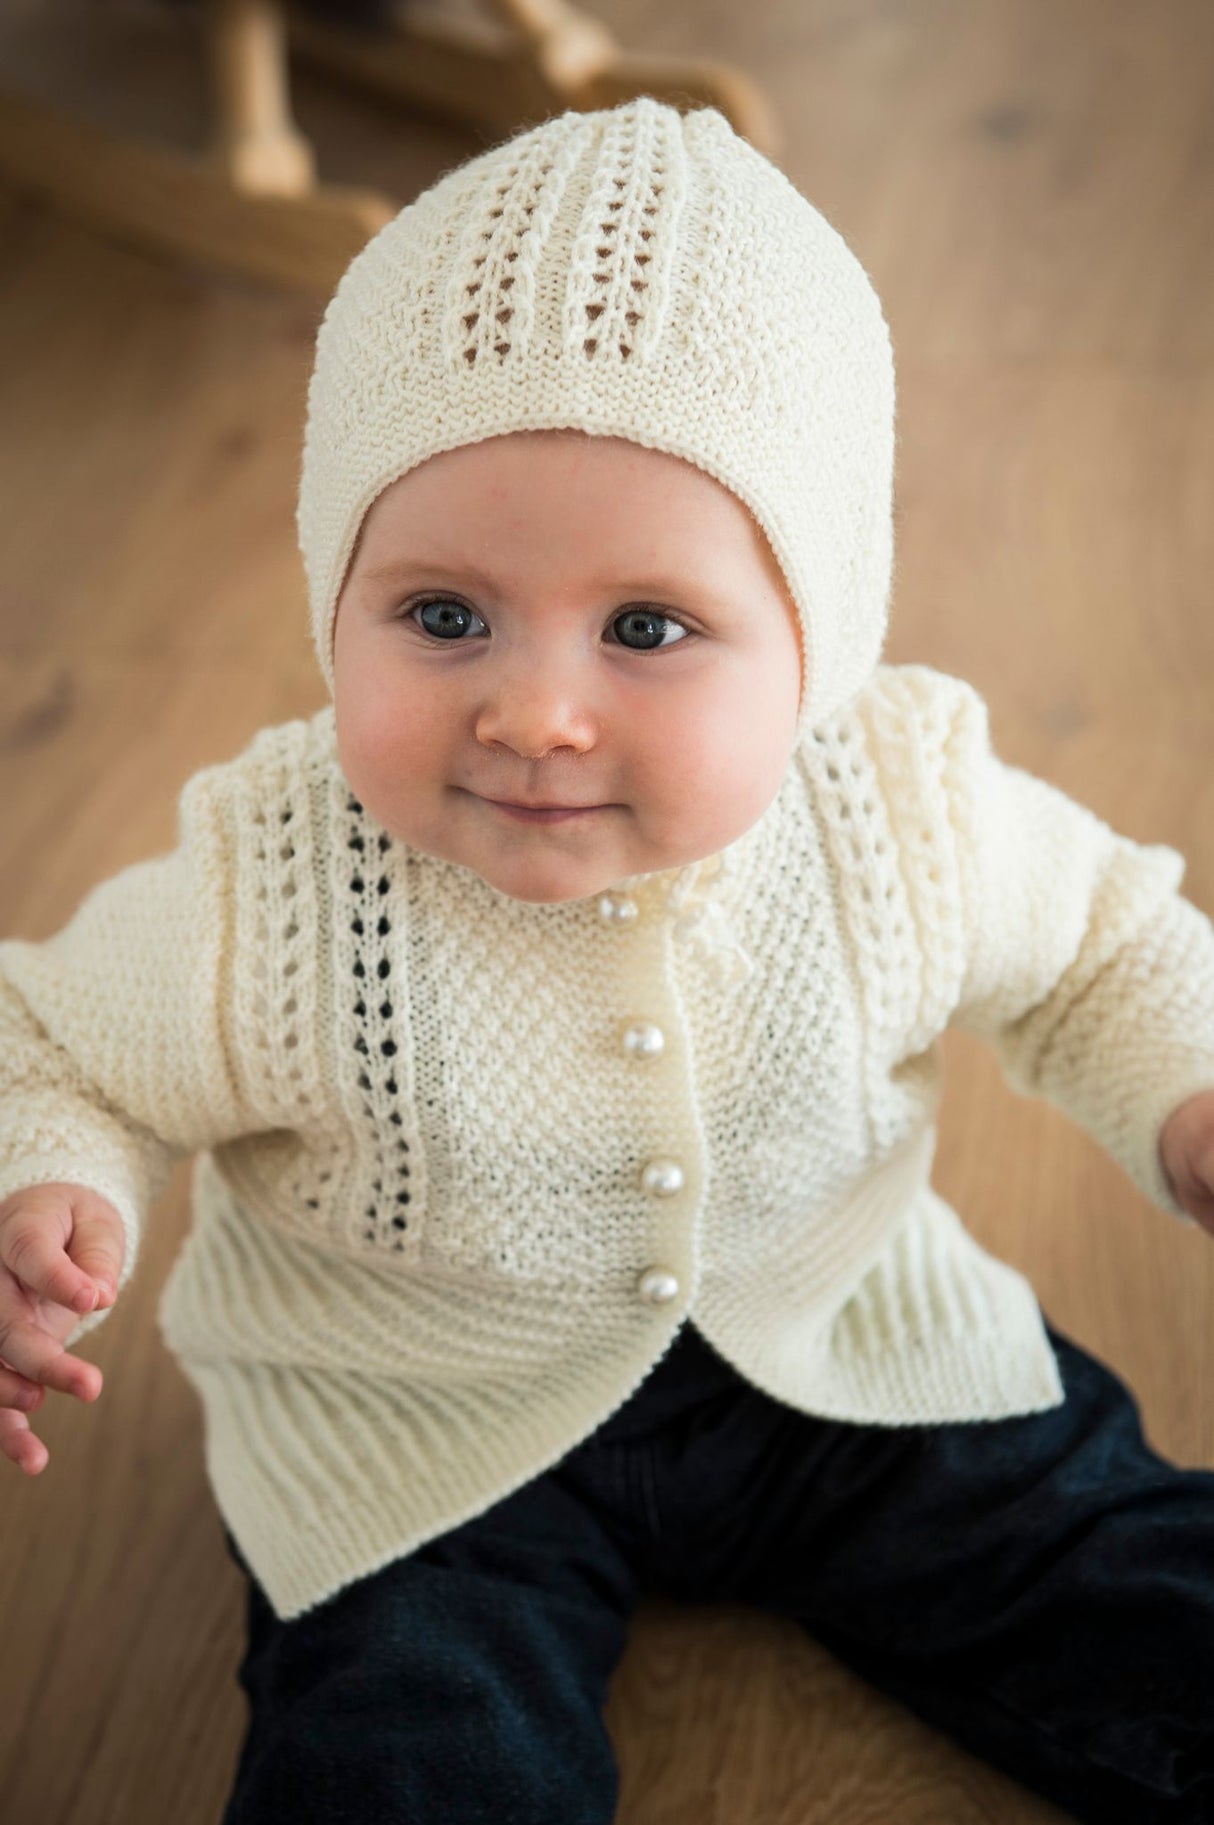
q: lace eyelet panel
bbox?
[563,99,686,364]
[329,778,424,1258]
[443,130,581,371]
[802,674,969,1157]
[231,733,324,1132]
[444,95,687,371]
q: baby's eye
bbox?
[409,597,487,641]
[406,597,691,652]
[609,609,690,652]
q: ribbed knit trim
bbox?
[185,1303,1063,1621]
[162,1146,1068,1620]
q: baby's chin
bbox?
[457,849,643,907]
[363,794,729,904]
[457,839,737,908]
[408,828,688,907]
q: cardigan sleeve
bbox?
[0,755,253,1338]
[941,680,1214,1221]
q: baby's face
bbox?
[331,430,803,905]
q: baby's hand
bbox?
[0,1183,125,1476]
[1159,1090,1214,1237]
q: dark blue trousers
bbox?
[219,1317,1214,1824]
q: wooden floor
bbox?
[2,2,1213,1820]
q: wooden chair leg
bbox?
[209,0,316,196]
[0,0,401,291]
[284,0,783,158]
[0,79,397,291]
[480,0,619,95]
[0,0,780,293]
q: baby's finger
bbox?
[0,1406,50,1475]
[0,1358,46,1413]
[1,1216,101,1313]
[0,1315,102,1401]
[66,1204,124,1305]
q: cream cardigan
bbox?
[3,663,1213,1620]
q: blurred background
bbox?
[1,2,1211,1820]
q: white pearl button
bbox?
[637,1266,681,1304]
[640,1158,685,1197]
[620,1020,665,1060]
[598,893,639,924]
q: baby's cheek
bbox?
[342,678,453,834]
[336,683,399,798]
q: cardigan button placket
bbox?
[620,1019,665,1060]
[601,890,686,1311]
[636,1267,681,1304]
[640,1158,685,1197]
[598,892,639,923]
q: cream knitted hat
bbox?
[296,94,896,743]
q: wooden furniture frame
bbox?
[0,0,781,292]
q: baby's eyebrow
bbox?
[361,555,731,606]
[362,556,500,590]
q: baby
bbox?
[4,96,1214,1825]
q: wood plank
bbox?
[1,1,1211,1820]
[0,85,395,292]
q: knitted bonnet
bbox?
[295,95,897,984]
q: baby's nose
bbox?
[474,665,600,757]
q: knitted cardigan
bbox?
[3,663,1214,1621]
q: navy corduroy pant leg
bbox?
[220,1316,1214,1825]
